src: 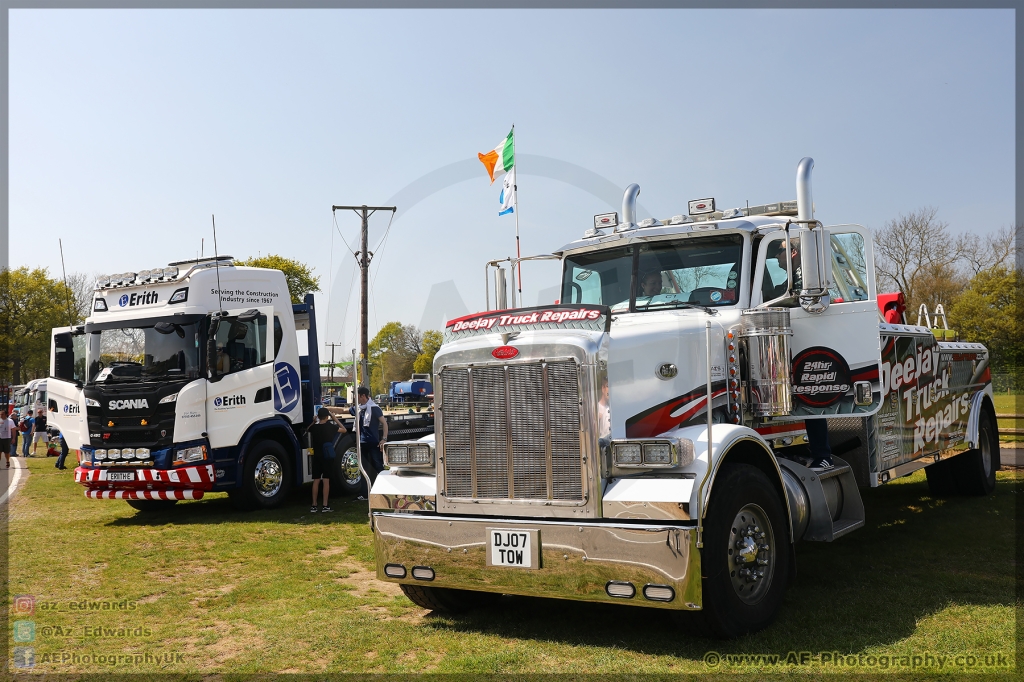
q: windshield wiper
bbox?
[643,300,719,315]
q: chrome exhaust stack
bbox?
[615,183,641,232]
[794,157,831,314]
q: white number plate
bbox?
[486,528,539,569]
[107,472,135,482]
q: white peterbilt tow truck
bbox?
[48,257,431,510]
[371,158,998,637]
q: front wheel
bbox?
[678,463,790,638]
[231,439,292,510]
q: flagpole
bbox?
[512,126,522,307]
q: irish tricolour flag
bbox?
[478,127,515,183]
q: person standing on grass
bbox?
[31,409,48,457]
[54,433,70,470]
[350,386,388,501]
[19,411,33,458]
[305,407,346,514]
[9,409,19,459]
[0,409,15,469]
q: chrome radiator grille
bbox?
[440,360,584,502]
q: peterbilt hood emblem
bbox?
[492,346,519,360]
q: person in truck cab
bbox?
[638,270,663,297]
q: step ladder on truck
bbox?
[47,258,432,511]
[370,158,998,638]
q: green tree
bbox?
[948,266,1022,375]
[0,267,83,384]
[235,254,320,304]
[413,330,442,375]
[366,322,440,395]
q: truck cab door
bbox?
[751,226,882,416]
[205,307,276,449]
[48,327,89,449]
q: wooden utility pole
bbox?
[331,204,396,388]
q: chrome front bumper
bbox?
[373,512,702,610]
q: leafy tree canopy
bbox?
[235,254,320,304]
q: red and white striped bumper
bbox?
[84,489,205,500]
[74,464,215,499]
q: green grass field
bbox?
[6,457,1018,675]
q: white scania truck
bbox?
[49,257,431,510]
[370,158,998,637]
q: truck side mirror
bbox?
[797,224,832,314]
[207,317,221,379]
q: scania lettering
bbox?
[109,399,150,410]
[50,256,433,512]
[373,158,998,638]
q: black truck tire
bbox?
[231,439,292,510]
[399,584,500,613]
[126,499,178,512]
[329,433,364,497]
[953,409,999,496]
[676,463,790,639]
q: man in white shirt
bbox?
[0,409,15,469]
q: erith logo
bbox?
[62,403,81,414]
[214,395,246,408]
[108,399,149,410]
[118,291,159,307]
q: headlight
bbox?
[612,439,691,468]
[94,449,107,461]
[135,448,150,459]
[384,442,434,467]
[612,442,642,466]
[173,445,207,463]
[409,444,432,464]
[158,393,178,404]
[85,398,101,408]
[643,443,672,465]
[121,448,135,459]
[107,449,121,460]
[386,446,408,466]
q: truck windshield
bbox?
[87,321,202,384]
[561,234,744,312]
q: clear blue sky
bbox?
[9,9,1015,354]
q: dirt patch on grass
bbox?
[318,545,348,557]
[136,591,165,604]
[333,559,405,599]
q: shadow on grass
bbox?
[421,473,1016,658]
[104,487,372,527]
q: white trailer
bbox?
[370,158,998,637]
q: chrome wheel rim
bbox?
[727,503,776,605]
[342,448,362,485]
[253,454,284,497]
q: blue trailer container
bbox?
[389,379,432,402]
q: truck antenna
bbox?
[58,238,76,327]
[212,215,223,312]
